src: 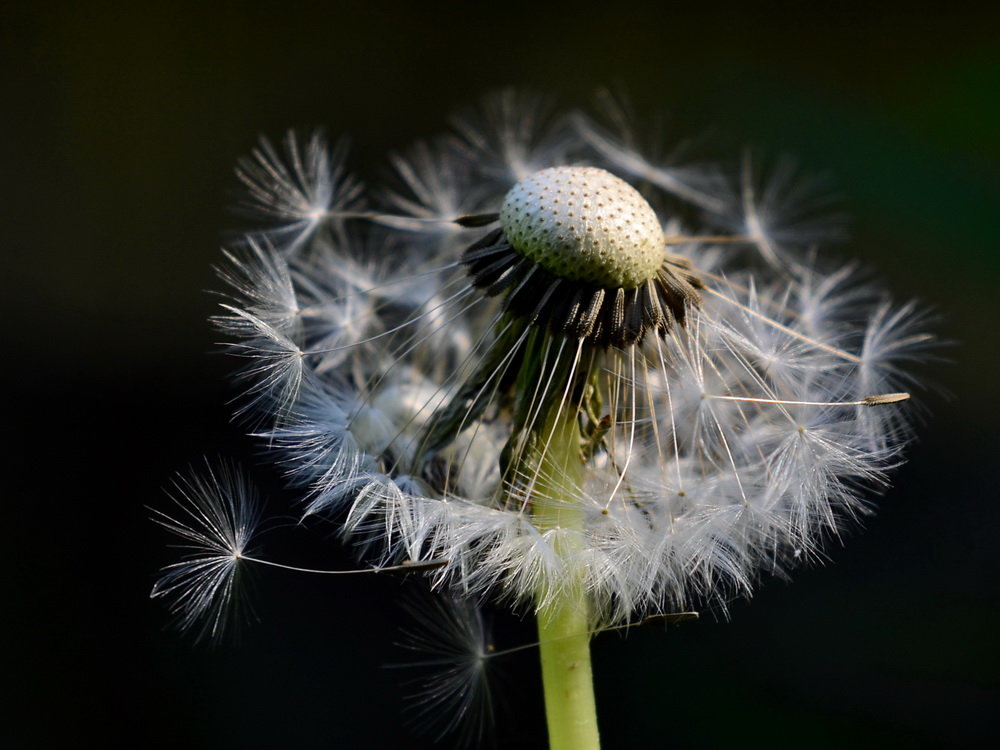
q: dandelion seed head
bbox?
[206,91,932,628]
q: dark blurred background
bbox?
[3,1,997,747]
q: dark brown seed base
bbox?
[463,228,703,348]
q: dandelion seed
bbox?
[218,305,307,425]
[391,592,496,746]
[572,91,729,214]
[151,462,449,641]
[729,151,848,269]
[449,88,575,186]
[235,130,363,252]
[150,461,263,642]
[389,593,700,746]
[213,239,300,336]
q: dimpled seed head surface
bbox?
[499,166,665,289]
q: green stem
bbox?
[535,562,600,750]
[530,374,601,750]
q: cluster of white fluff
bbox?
[210,90,928,625]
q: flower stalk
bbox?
[531,400,601,750]
[536,586,599,750]
[504,327,601,748]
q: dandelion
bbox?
[154,90,931,748]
